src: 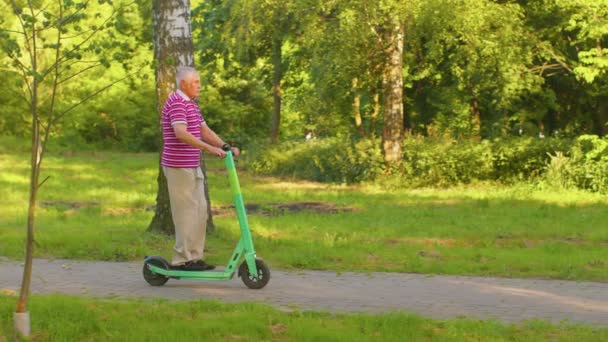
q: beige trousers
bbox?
[162,166,208,265]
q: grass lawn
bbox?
[1,294,606,341]
[1,138,607,281]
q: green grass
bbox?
[1,294,606,341]
[1,138,607,281]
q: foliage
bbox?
[400,137,571,185]
[521,0,608,136]
[558,0,608,83]
[0,0,606,155]
[490,137,571,181]
[251,136,572,186]
[247,136,384,183]
[545,134,608,193]
[401,137,494,186]
[406,0,544,138]
[0,0,154,150]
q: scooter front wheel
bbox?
[143,257,170,286]
[239,258,270,289]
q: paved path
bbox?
[1,258,606,327]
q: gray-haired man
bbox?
[161,66,239,271]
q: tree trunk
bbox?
[381,20,405,167]
[470,97,481,138]
[352,78,365,136]
[372,92,380,135]
[270,32,282,143]
[149,0,214,234]
[593,96,608,137]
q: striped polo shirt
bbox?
[161,90,206,168]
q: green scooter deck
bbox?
[146,264,234,280]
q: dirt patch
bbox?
[103,207,138,216]
[386,237,459,247]
[495,236,589,248]
[40,201,100,209]
[212,201,355,217]
[417,250,442,258]
[41,201,354,217]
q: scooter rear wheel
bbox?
[239,258,270,289]
[143,257,170,286]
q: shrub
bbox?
[490,137,570,181]
[564,135,608,193]
[247,136,608,191]
[247,136,383,184]
[543,151,575,189]
[401,137,494,186]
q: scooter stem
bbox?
[224,150,256,257]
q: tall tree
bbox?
[401,0,542,138]
[380,16,405,166]
[306,0,410,166]
[520,0,608,136]
[148,0,215,235]
[223,0,301,143]
[191,0,273,145]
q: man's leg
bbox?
[189,167,208,261]
[163,166,198,266]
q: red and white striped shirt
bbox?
[161,90,206,168]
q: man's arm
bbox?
[200,124,240,157]
[173,123,225,157]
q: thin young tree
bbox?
[1,0,142,337]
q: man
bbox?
[161,66,239,271]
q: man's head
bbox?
[176,66,200,99]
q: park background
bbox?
[1,0,608,340]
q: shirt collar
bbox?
[176,89,191,101]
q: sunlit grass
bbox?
[0,294,606,341]
[1,140,607,280]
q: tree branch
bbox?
[59,28,100,40]
[530,63,564,76]
[50,66,144,127]
[38,176,50,188]
[6,54,31,74]
[41,0,64,156]
[5,84,32,109]
[40,1,137,80]
[0,28,25,35]
[58,62,102,85]
[58,0,93,24]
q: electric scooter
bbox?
[143,145,270,289]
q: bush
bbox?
[490,137,571,181]
[401,137,494,186]
[247,136,384,184]
[400,137,570,186]
[548,135,608,193]
[249,136,574,188]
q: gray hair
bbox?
[176,66,199,89]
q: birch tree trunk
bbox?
[381,20,405,167]
[148,0,215,234]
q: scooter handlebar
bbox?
[221,143,232,151]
